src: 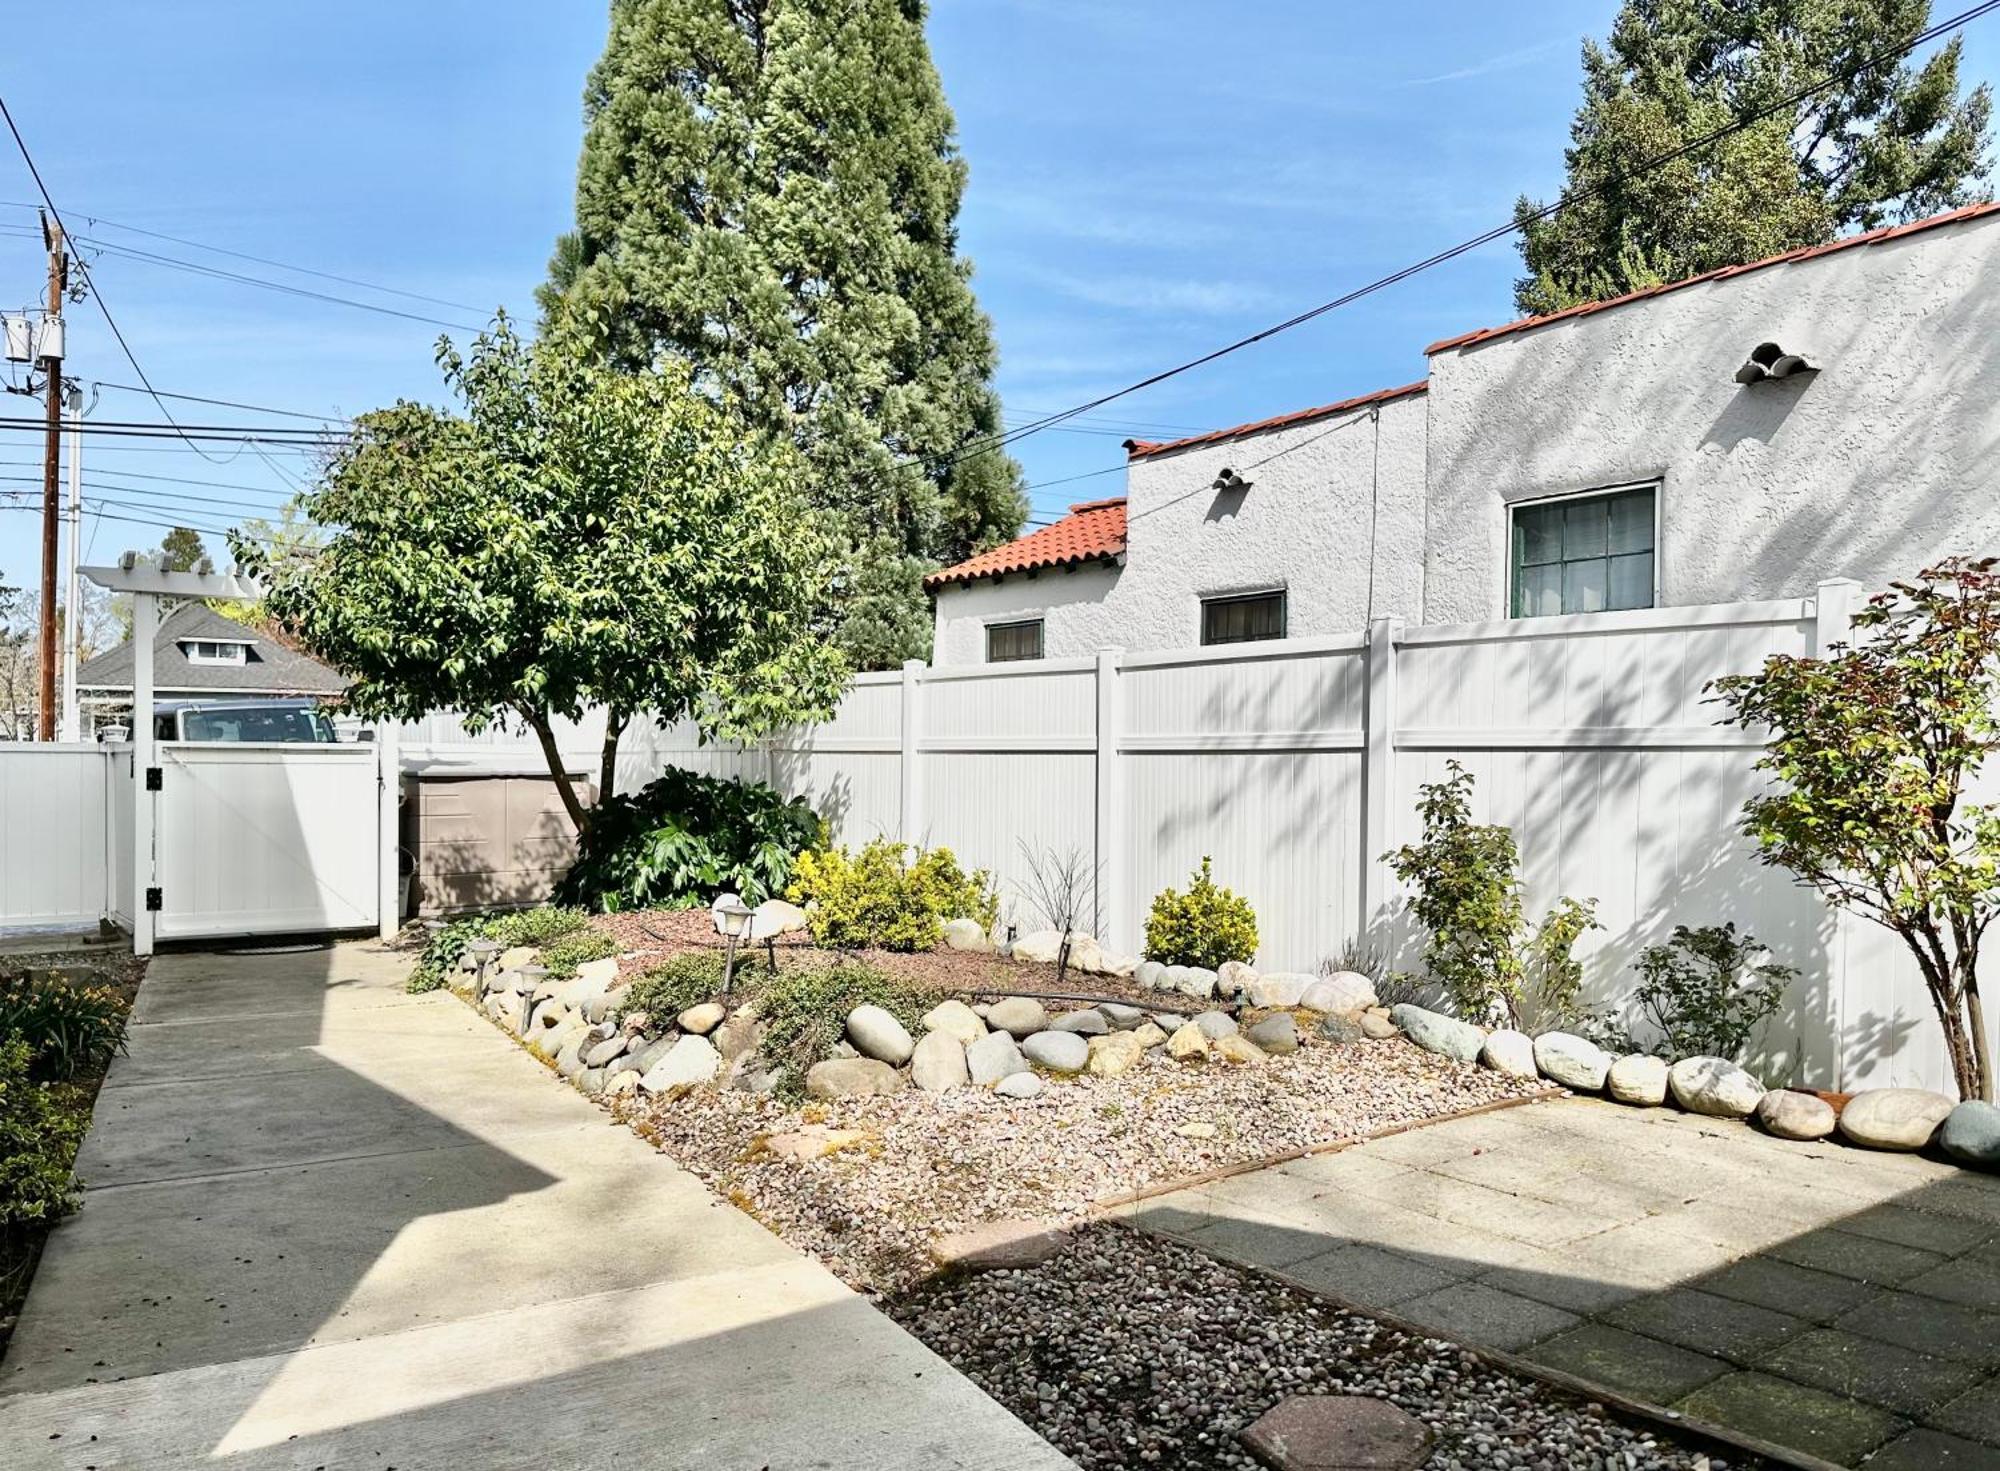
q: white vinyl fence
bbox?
[0,743,132,933]
[626,580,1978,1093]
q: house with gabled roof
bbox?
[75,602,346,727]
[927,202,2000,664]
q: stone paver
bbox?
[1239,1394,1432,1470]
[1127,1095,2000,1468]
[0,944,1073,1471]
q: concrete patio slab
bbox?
[1126,1094,2000,1467]
[0,944,1072,1471]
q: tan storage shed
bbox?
[401,759,595,917]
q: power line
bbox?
[0,95,241,466]
[0,474,292,515]
[0,458,297,497]
[0,200,490,315]
[936,0,2000,472]
[94,382,350,424]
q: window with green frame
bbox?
[1510,485,1657,618]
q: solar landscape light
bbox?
[711,893,755,1000]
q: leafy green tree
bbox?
[541,0,1025,666]
[1712,560,2000,1101]
[240,323,848,833]
[157,526,214,576]
[1515,0,1993,315]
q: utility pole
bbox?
[35,210,66,741]
[59,381,87,741]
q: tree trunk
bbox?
[1967,964,1994,1103]
[522,708,591,835]
[598,708,627,815]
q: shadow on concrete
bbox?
[1114,1099,2000,1469]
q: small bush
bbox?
[539,928,618,980]
[405,907,593,994]
[557,768,824,913]
[0,974,128,1082]
[1635,923,1792,1062]
[0,1037,85,1229]
[755,962,928,1096]
[786,838,998,951]
[613,950,770,1027]
[1143,857,1258,969]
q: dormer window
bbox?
[183,639,250,665]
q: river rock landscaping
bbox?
[889,1222,1755,1471]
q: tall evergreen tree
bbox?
[543,0,1024,667]
[1515,0,1993,316]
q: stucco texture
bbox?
[933,392,1427,662]
[1422,216,2000,623]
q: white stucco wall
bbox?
[1422,212,2000,623]
[930,389,1428,663]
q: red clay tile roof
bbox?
[1124,380,1428,460]
[924,497,1127,590]
[1426,201,2000,356]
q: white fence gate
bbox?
[148,744,391,942]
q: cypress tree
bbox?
[544,0,1024,666]
[1515,0,1992,316]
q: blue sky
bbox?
[0,1,1994,593]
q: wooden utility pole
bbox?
[35,211,65,741]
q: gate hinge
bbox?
[144,887,163,912]
[145,766,163,791]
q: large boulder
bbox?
[1839,1088,1955,1151]
[804,1057,903,1100]
[911,1031,969,1093]
[1607,1054,1669,1106]
[1248,973,1313,1009]
[941,917,991,952]
[1012,929,1070,965]
[1480,1029,1537,1079]
[1245,1014,1299,1055]
[994,1072,1044,1100]
[1214,1034,1268,1066]
[1167,1023,1211,1061]
[638,1035,721,1095]
[1174,966,1219,1002]
[1533,1032,1612,1092]
[1097,1002,1147,1030]
[1049,1009,1109,1036]
[1217,960,1258,999]
[1086,1031,1146,1078]
[1065,936,1105,975]
[921,999,987,1044]
[1302,971,1378,1015]
[1131,1022,1168,1050]
[1022,1030,1090,1074]
[1135,959,1168,992]
[846,1004,916,1065]
[1756,1089,1837,1141]
[676,1002,724,1036]
[1941,1100,2000,1169]
[749,898,807,940]
[1390,1004,1483,1063]
[1191,1010,1238,1040]
[966,1030,1030,1087]
[1667,1056,1764,1118]
[1088,949,1138,980]
[986,997,1049,1039]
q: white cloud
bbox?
[1400,36,1571,87]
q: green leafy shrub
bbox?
[0,974,128,1082]
[539,928,619,979]
[786,838,998,951]
[1143,857,1258,969]
[557,768,824,913]
[1635,923,1792,1062]
[0,1037,85,1229]
[405,907,593,993]
[755,962,928,1096]
[612,949,770,1027]
[1384,761,1598,1027]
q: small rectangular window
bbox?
[184,640,248,665]
[1511,486,1657,618]
[986,619,1044,663]
[1201,590,1287,646]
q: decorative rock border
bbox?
[1388,1000,1990,1169]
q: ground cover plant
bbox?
[406,906,594,993]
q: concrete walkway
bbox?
[0,943,1072,1471]
[1123,1096,2000,1469]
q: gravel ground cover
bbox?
[890,1223,1757,1471]
[622,1028,1545,1291]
